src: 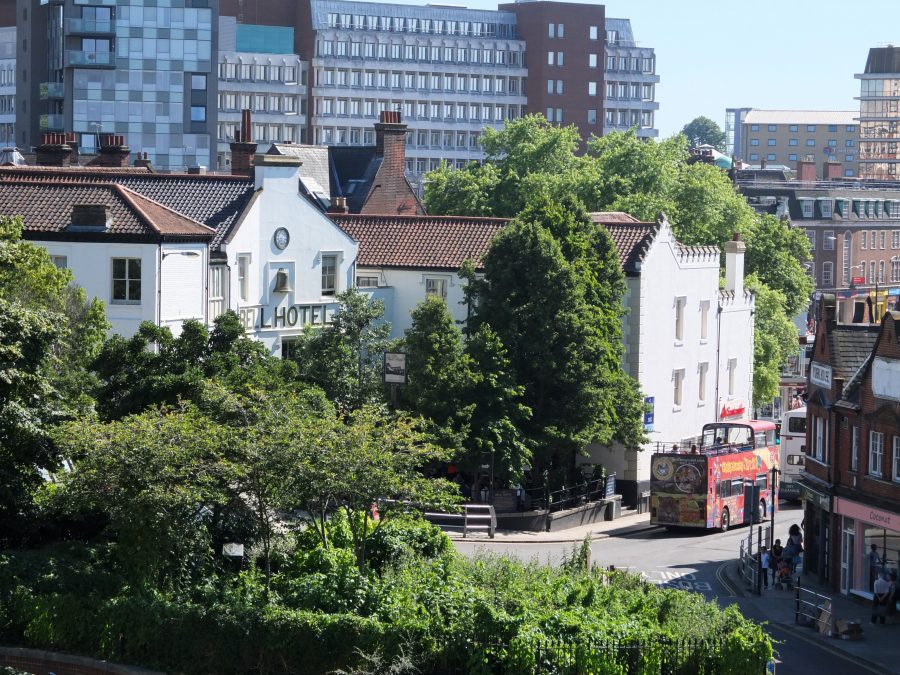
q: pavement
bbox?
[450,510,900,675]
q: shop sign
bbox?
[720,403,746,420]
[238,303,335,331]
[799,483,830,511]
[810,362,832,388]
[834,497,897,531]
[643,397,655,431]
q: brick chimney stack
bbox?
[230,109,257,177]
[797,156,817,182]
[35,132,76,167]
[97,134,130,168]
[824,160,842,181]
[134,152,153,170]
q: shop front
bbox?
[798,481,832,585]
[833,497,899,598]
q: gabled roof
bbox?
[827,324,880,382]
[0,180,214,240]
[332,214,507,270]
[0,166,255,249]
[266,143,333,210]
[592,213,659,271]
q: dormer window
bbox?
[818,198,833,218]
[68,203,110,231]
[836,199,848,217]
[800,198,814,218]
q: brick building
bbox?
[801,295,900,594]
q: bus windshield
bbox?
[702,424,752,448]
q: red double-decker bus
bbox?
[650,420,779,531]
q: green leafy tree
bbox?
[55,406,231,591]
[681,116,727,151]
[402,295,531,481]
[0,215,107,538]
[745,214,814,317]
[296,404,459,571]
[471,218,638,476]
[294,288,393,411]
[422,161,499,217]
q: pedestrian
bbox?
[887,571,898,621]
[868,544,883,591]
[771,539,784,585]
[783,524,803,573]
[760,546,770,589]
[690,444,698,454]
[873,571,891,624]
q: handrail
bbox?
[521,476,609,513]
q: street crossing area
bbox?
[640,568,714,593]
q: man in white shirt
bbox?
[873,572,890,624]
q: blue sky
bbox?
[388,0,900,137]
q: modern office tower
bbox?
[729,109,858,178]
[16,0,218,170]
[306,1,526,178]
[499,0,603,136]
[603,17,657,138]
[856,46,900,180]
[0,25,14,146]
[216,18,308,171]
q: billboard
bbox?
[383,351,408,384]
[650,454,708,527]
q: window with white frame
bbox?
[893,257,900,282]
[814,415,824,461]
[824,230,835,250]
[879,260,885,284]
[880,231,886,249]
[700,300,709,341]
[821,262,832,286]
[356,275,379,288]
[425,276,448,299]
[675,296,686,341]
[321,254,337,296]
[698,362,708,403]
[869,431,884,477]
[806,230,816,250]
[237,254,250,302]
[209,265,228,319]
[673,369,684,407]
[871,231,877,249]
[49,254,67,269]
[851,426,859,471]
[111,258,141,303]
[893,436,900,483]
[281,337,298,361]
[727,358,737,396]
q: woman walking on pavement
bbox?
[771,539,784,585]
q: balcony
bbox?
[65,50,114,68]
[66,18,115,35]
[39,114,65,131]
[39,82,65,100]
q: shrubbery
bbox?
[0,521,771,674]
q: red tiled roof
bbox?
[590,211,641,224]
[0,180,214,239]
[0,166,254,248]
[332,214,508,269]
[602,222,659,270]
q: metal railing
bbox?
[465,636,746,675]
[522,476,610,513]
[795,583,833,634]
[423,503,496,538]
[738,524,772,595]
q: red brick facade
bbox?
[802,296,900,591]
[360,111,425,216]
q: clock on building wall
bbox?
[273,227,290,250]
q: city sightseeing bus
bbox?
[650,420,779,531]
[778,407,807,502]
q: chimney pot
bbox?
[230,108,257,177]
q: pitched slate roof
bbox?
[592,213,659,271]
[0,180,214,239]
[266,143,333,210]
[827,324,880,381]
[332,214,507,270]
[329,145,380,214]
[0,166,254,248]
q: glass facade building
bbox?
[856,47,900,180]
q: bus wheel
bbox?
[720,508,730,532]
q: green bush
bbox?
[365,516,453,572]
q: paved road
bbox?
[453,505,879,675]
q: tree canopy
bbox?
[681,116,727,151]
[424,119,810,407]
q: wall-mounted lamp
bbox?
[162,250,201,260]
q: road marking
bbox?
[716,562,737,596]
[769,623,887,675]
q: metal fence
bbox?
[522,476,612,513]
[458,637,734,675]
[795,583,833,633]
[738,524,771,595]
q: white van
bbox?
[779,407,806,501]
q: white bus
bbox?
[779,407,806,501]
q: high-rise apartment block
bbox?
[0,25,14,146]
[16,0,218,170]
[9,0,658,172]
[856,46,900,180]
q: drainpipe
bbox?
[715,304,723,422]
